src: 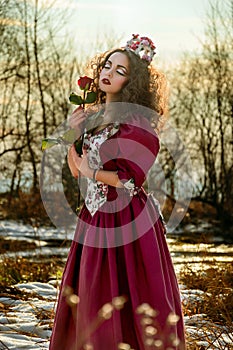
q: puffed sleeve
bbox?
[115,120,160,192]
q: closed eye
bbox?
[117,69,126,76]
[103,60,128,76]
[103,62,111,69]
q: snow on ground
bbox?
[0,220,232,349]
[0,282,55,349]
[0,282,232,349]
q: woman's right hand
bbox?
[68,106,86,139]
[67,145,79,178]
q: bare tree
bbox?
[0,0,79,194]
[168,0,233,224]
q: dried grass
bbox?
[0,249,232,349]
[0,255,64,286]
[179,262,233,349]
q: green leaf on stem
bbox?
[74,138,83,155]
[84,91,97,104]
[69,93,83,105]
[61,129,76,143]
[41,138,59,151]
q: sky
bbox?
[62,0,210,65]
[40,0,211,66]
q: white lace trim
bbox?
[83,123,119,216]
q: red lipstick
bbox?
[102,78,111,85]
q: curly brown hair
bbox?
[89,48,168,130]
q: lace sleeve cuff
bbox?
[123,178,141,197]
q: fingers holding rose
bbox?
[67,146,79,178]
[68,145,93,179]
[68,106,87,138]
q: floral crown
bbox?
[125,34,156,63]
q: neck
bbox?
[105,93,121,104]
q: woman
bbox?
[49,34,186,350]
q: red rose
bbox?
[77,76,93,91]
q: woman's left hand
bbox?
[68,145,93,179]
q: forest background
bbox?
[0,0,232,238]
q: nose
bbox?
[106,68,113,77]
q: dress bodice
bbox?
[83,123,119,216]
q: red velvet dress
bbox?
[49,114,186,350]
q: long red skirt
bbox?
[49,190,186,350]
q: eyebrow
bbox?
[107,59,129,73]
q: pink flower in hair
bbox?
[125,34,156,63]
